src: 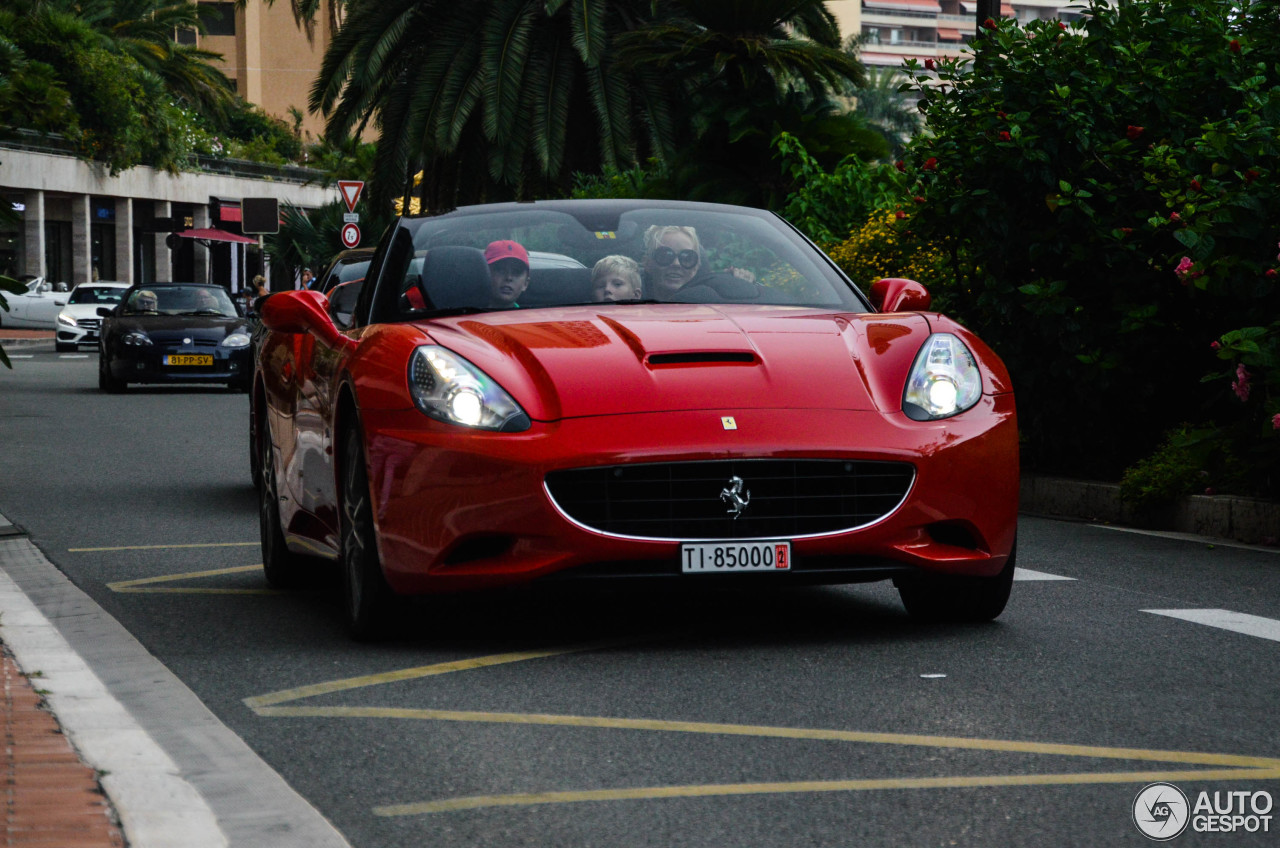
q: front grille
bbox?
[545,459,915,540]
[76,318,101,331]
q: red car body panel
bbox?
[257,301,1018,595]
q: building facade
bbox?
[831,0,1095,69]
[0,141,335,292]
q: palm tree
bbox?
[851,64,922,156]
[312,0,868,211]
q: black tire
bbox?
[258,416,308,587]
[98,353,125,393]
[55,341,76,353]
[339,425,395,640]
[896,538,1017,623]
[249,393,262,491]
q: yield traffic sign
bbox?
[338,181,365,214]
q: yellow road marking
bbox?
[250,705,1280,770]
[245,643,1280,813]
[71,542,259,552]
[245,640,637,709]
[375,767,1280,816]
[107,565,278,595]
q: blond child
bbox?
[591,255,643,302]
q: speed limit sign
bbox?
[340,222,361,248]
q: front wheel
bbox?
[895,539,1016,623]
[98,353,125,393]
[339,425,396,640]
[259,416,308,587]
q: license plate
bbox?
[166,354,212,366]
[681,541,791,573]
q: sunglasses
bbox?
[652,247,699,269]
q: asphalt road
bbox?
[2,345,1279,847]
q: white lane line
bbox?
[1092,525,1280,554]
[1014,568,1076,581]
[7,355,34,359]
[59,354,89,359]
[1143,609,1280,643]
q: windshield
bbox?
[374,205,866,322]
[122,285,237,317]
[69,286,126,305]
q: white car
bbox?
[54,282,131,351]
[0,276,68,331]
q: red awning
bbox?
[937,26,963,39]
[864,0,941,11]
[177,227,256,244]
[1000,3,1014,14]
[217,205,242,223]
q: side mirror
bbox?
[96,306,116,318]
[260,289,353,350]
[869,278,932,312]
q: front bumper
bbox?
[107,345,252,385]
[359,396,1019,595]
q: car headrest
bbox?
[520,267,593,306]
[420,246,489,310]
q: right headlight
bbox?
[408,345,530,432]
[122,331,153,347]
[902,333,983,420]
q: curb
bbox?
[1020,474,1280,546]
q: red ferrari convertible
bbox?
[253,200,1018,638]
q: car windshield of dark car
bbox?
[122,285,236,316]
[387,207,865,320]
[69,286,125,305]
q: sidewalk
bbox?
[1,644,124,846]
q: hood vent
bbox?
[646,352,757,366]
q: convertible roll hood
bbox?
[419,305,932,422]
[112,315,249,339]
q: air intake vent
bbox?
[546,459,914,540]
[647,352,756,366]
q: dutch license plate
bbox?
[166,354,212,366]
[681,541,791,573]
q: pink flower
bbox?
[923,157,938,171]
[1210,341,1221,351]
[1229,39,1241,53]
[1245,169,1260,183]
[1190,179,1201,192]
[914,195,926,204]
[999,131,1011,141]
[1273,413,1280,430]
[997,110,1008,119]
[1266,269,1278,279]
[895,210,907,220]
[925,58,936,71]
[983,17,997,30]
[895,160,906,173]
[1232,363,1251,402]
[1058,22,1067,30]
[1126,125,1144,140]
[1170,211,1182,223]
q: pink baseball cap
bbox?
[484,240,529,268]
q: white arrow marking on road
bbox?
[1014,568,1076,581]
[1144,609,1280,643]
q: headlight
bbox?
[123,331,152,347]
[221,332,251,348]
[57,313,78,328]
[902,333,983,420]
[408,346,530,432]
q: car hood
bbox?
[417,304,932,421]
[60,303,120,319]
